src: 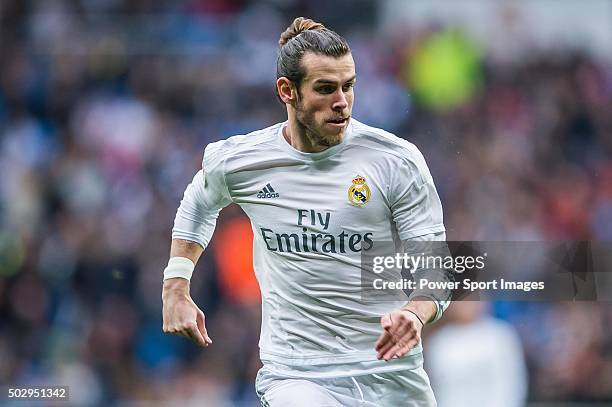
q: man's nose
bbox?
[332,90,348,110]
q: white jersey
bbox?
[173,119,447,375]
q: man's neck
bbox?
[284,119,329,153]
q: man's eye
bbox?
[343,83,355,92]
[317,86,335,94]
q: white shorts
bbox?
[256,363,437,407]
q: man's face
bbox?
[294,52,356,147]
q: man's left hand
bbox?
[375,309,423,361]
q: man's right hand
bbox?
[162,278,212,347]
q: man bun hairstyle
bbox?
[278,17,325,47]
[276,17,351,101]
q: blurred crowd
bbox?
[0,0,611,405]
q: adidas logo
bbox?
[257,183,280,199]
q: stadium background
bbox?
[0,0,611,405]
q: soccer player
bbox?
[162,17,449,406]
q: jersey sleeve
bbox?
[389,147,445,240]
[405,231,452,323]
[172,140,233,248]
[390,146,449,322]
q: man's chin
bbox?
[318,130,344,147]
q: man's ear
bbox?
[276,77,297,105]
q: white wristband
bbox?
[163,257,195,281]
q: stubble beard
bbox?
[295,103,344,148]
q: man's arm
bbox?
[376,146,450,360]
[162,239,210,347]
[170,238,204,263]
[375,231,452,361]
[162,141,233,347]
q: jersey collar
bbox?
[276,119,354,162]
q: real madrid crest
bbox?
[348,175,371,206]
